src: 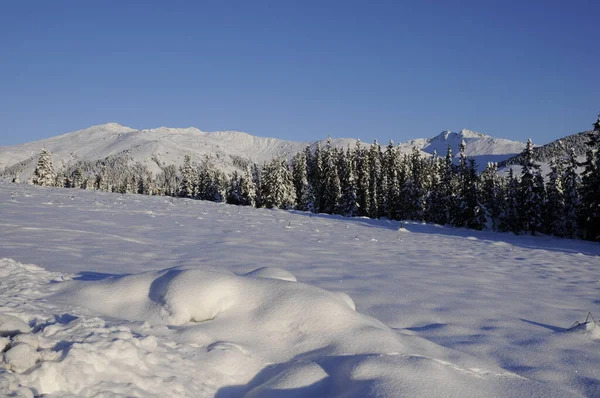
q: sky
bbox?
[0,0,598,146]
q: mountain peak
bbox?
[431,129,486,142]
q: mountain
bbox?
[499,130,591,167]
[0,123,524,180]
[0,123,351,180]
[400,129,526,169]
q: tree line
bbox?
[25,114,600,242]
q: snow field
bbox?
[1,183,599,397]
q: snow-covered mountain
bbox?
[401,128,526,168]
[0,123,525,179]
[0,123,370,179]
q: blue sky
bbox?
[1,0,598,146]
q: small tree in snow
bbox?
[32,148,56,187]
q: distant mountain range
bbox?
[4,122,581,181]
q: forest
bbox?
[25,115,600,242]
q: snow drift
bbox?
[0,258,579,397]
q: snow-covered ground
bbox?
[1,182,599,397]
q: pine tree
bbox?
[311,141,325,213]
[240,165,257,207]
[463,159,485,230]
[480,162,504,230]
[578,113,600,241]
[562,148,580,238]
[226,171,243,205]
[251,163,263,208]
[178,154,195,198]
[501,168,521,233]
[156,164,178,196]
[518,139,544,235]
[261,156,296,209]
[292,151,310,211]
[403,147,425,221]
[454,139,469,227]
[338,146,359,217]
[367,140,382,218]
[544,152,566,236]
[321,138,342,214]
[438,145,457,225]
[384,141,400,220]
[71,168,83,189]
[354,140,371,217]
[32,148,56,187]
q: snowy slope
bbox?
[1,182,599,397]
[0,124,524,179]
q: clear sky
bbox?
[1,0,598,146]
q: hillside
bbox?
[499,130,591,167]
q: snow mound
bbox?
[0,314,31,337]
[242,266,297,282]
[0,257,583,397]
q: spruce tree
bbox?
[178,154,195,198]
[226,171,243,205]
[367,140,382,218]
[32,148,56,187]
[354,140,371,217]
[578,113,600,241]
[239,165,257,206]
[321,138,341,214]
[311,141,325,213]
[502,168,521,233]
[463,159,485,230]
[339,146,359,217]
[518,139,544,235]
[562,148,580,238]
[480,162,504,230]
[384,141,400,220]
[544,152,566,236]
[292,151,310,211]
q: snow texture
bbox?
[0,182,599,397]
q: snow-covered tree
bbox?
[501,168,521,233]
[292,151,310,211]
[156,164,178,196]
[261,156,296,209]
[196,156,225,202]
[240,164,257,207]
[578,113,600,241]
[480,162,504,230]
[544,152,566,236]
[178,154,195,198]
[338,146,359,217]
[226,171,243,205]
[518,139,544,235]
[562,148,580,238]
[383,141,400,220]
[367,140,382,218]
[459,159,485,230]
[354,140,370,217]
[321,138,341,214]
[309,141,324,213]
[32,148,56,187]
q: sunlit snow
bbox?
[1,182,599,397]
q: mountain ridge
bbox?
[1,123,527,180]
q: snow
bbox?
[1,182,600,397]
